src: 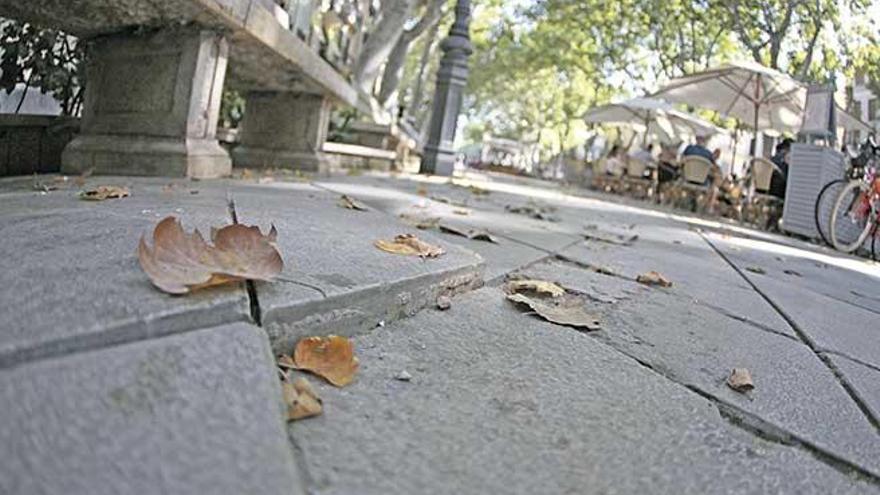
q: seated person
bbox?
[604,144,626,176]
[682,135,716,163]
[683,134,723,213]
[657,142,680,184]
[769,138,793,200]
[628,144,656,178]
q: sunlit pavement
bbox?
[2,170,879,494]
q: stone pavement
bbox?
[1,170,879,494]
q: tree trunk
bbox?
[408,21,440,122]
[377,0,445,107]
[353,0,416,95]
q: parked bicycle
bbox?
[814,136,880,259]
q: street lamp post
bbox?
[420,0,472,176]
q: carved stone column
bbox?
[62,27,231,178]
[420,0,472,176]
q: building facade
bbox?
[849,71,880,144]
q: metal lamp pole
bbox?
[420,0,472,176]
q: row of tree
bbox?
[466,0,880,159]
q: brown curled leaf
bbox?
[137,216,282,294]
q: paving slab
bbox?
[316,178,583,253]
[703,230,880,314]
[227,181,484,352]
[0,322,302,495]
[559,223,793,335]
[288,287,879,495]
[515,259,880,476]
[0,177,251,367]
[705,234,880,371]
[314,179,552,281]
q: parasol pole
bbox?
[752,74,761,157]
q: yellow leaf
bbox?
[375,234,445,258]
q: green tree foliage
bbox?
[466,0,878,156]
[0,19,84,116]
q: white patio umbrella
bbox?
[583,97,725,144]
[651,61,806,136]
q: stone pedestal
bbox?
[62,28,231,178]
[232,92,331,172]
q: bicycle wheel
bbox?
[829,181,874,253]
[815,179,848,246]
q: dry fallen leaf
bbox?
[745,266,766,275]
[453,208,470,216]
[282,377,323,421]
[294,335,359,387]
[338,194,368,211]
[439,223,498,243]
[507,293,601,331]
[726,368,754,392]
[277,354,296,370]
[137,216,283,294]
[375,234,445,258]
[416,185,428,196]
[504,279,566,298]
[583,230,639,246]
[636,271,672,288]
[80,185,130,201]
[505,204,559,222]
[436,295,452,310]
[399,213,440,230]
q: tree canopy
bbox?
[464,0,880,156]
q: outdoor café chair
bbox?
[742,157,784,230]
[623,157,656,200]
[671,155,715,212]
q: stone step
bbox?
[228,181,484,354]
[0,176,484,368]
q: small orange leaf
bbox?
[137,216,283,294]
[294,335,359,387]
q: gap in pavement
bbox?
[700,231,880,434]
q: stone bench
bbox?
[0,0,363,177]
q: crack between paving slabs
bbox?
[548,242,880,481]
[586,331,880,484]
[698,230,880,434]
[817,349,880,374]
[555,243,815,350]
[228,191,323,489]
[227,193,263,326]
